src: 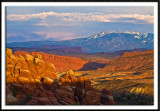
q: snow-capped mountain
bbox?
[89,31,107,39]
[7,31,154,53]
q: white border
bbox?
[0,2,158,6]
[1,2,158,110]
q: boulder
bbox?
[56,86,76,105]
[25,54,34,61]
[35,54,42,59]
[59,73,77,86]
[41,77,53,86]
[18,77,30,85]
[76,76,92,90]
[47,63,56,71]
[6,48,12,56]
[10,83,23,92]
[6,65,14,75]
[18,55,25,61]
[9,54,17,60]
[74,87,101,105]
[6,76,19,84]
[34,58,44,64]
[35,79,42,87]
[100,88,115,105]
[40,77,58,90]
[37,97,51,105]
[6,94,18,105]
[66,69,74,75]
[82,90,101,105]
[19,69,31,78]
[59,77,71,86]
[29,78,40,88]
[11,83,34,97]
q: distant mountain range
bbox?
[9,46,84,54]
[7,31,153,53]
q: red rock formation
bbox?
[14,51,88,71]
[56,86,76,105]
[14,51,28,57]
[76,76,92,90]
[6,48,57,84]
[6,48,115,105]
[100,88,115,105]
[99,50,153,71]
[58,69,77,87]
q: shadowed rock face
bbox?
[99,50,153,71]
[14,51,88,72]
[58,70,115,105]
[100,88,115,105]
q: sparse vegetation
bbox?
[73,102,80,105]
[11,87,17,97]
[112,91,153,105]
[57,98,61,104]
[20,94,32,105]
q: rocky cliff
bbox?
[99,50,153,71]
[6,48,115,105]
[14,51,88,71]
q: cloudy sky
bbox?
[6,6,154,43]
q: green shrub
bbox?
[20,94,32,105]
[12,87,17,97]
[73,102,80,105]
[57,98,61,103]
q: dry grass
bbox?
[56,69,154,105]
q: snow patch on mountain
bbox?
[134,35,140,39]
[89,31,106,39]
[124,31,142,35]
[144,33,148,38]
[142,40,147,43]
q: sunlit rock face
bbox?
[6,53,115,106]
[6,48,57,84]
[14,51,88,71]
[99,50,153,71]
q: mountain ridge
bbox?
[99,50,153,71]
[7,31,154,53]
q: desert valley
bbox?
[6,31,154,105]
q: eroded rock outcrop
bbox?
[59,69,77,87]
[6,49,115,105]
[57,70,114,105]
[14,51,88,71]
[100,88,115,105]
[6,48,57,84]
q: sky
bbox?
[6,6,154,43]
